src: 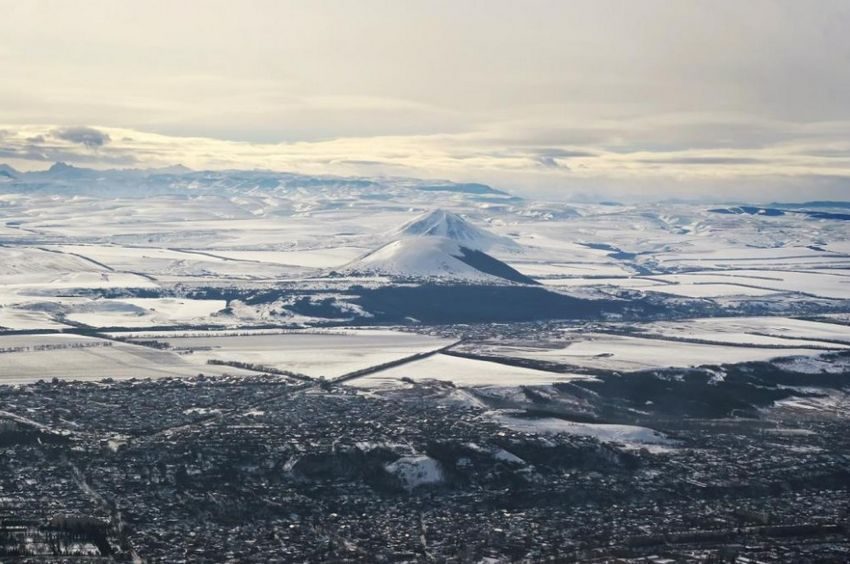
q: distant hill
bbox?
[770,201,850,209]
[338,210,534,284]
[0,163,519,207]
[340,237,536,284]
[0,164,19,179]
[395,209,518,251]
[710,205,850,221]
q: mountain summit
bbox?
[396,209,518,251]
[339,210,534,284]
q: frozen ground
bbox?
[487,411,674,448]
[464,329,841,373]
[65,298,228,328]
[630,316,850,346]
[129,330,455,379]
[0,167,849,384]
[0,334,258,384]
[351,353,590,388]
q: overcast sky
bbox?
[2,0,850,200]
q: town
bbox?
[1,366,848,562]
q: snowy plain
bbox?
[0,166,849,388]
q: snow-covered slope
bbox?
[339,236,535,284]
[0,163,521,214]
[396,209,518,251]
[0,164,18,180]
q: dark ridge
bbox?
[0,164,19,177]
[710,205,850,221]
[800,210,850,221]
[770,201,850,209]
[578,242,638,261]
[353,284,662,324]
[708,206,785,216]
[454,246,539,285]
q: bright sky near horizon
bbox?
[2,0,850,200]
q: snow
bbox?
[337,209,532,282]
[384,455,445,490]
[541,276,659,288]
[483,333,826,372]
[0,307,70,330]
[489,411,674,447]
[492,448,526,465]
[341,237,505,281]
[641,317,850,345]
[774,354,850,374]
[67,298,227,328]
[643,283,782,297]
[44,244,309,279]
[0,334,258,384]
[396,209,518,251]
[1,172,850,386]
[773,389,850,412]
[631,317,850,348]
[351,353,590,388]
[202,247,367,268]
[516,262,636,278]
[134,330,455,379]
[646,270,850,300]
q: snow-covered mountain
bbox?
[337,211,534,284]
[395,209,518,251]
[0,162,521,208]
[0,164,18,180]
[339,237,535,284]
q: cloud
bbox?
[52,126,111,148]
[1,123,850,202]
[636,156,766,165]
[536,156,567,169]
[534,148,597,159]
[0,132,136,165]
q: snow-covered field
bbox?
[773,389,850,413]
[0,334,257,384]
[488,411,674,448]
[642,270,850,300]
[641,283,782,298]
[0,307,71,330]
[470,333,835,372]
[631,317,850,346]
[131,330,454,379]
[205,247,367,268]
[352,353,590,388]
[1,167,849,385]
[66,298,227,328]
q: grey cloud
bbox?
[335,159,386,166]
[797,148,850,159]
[534,148,596,158]
[636,156,766,165]
[52,126,111,148]
[536,156,569,169]
[0,143,136,166]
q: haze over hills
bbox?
[3,162,850,211]
[0,162,520,204]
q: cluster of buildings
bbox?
[0,373,848,562]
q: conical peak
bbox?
[397,208,517,251]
